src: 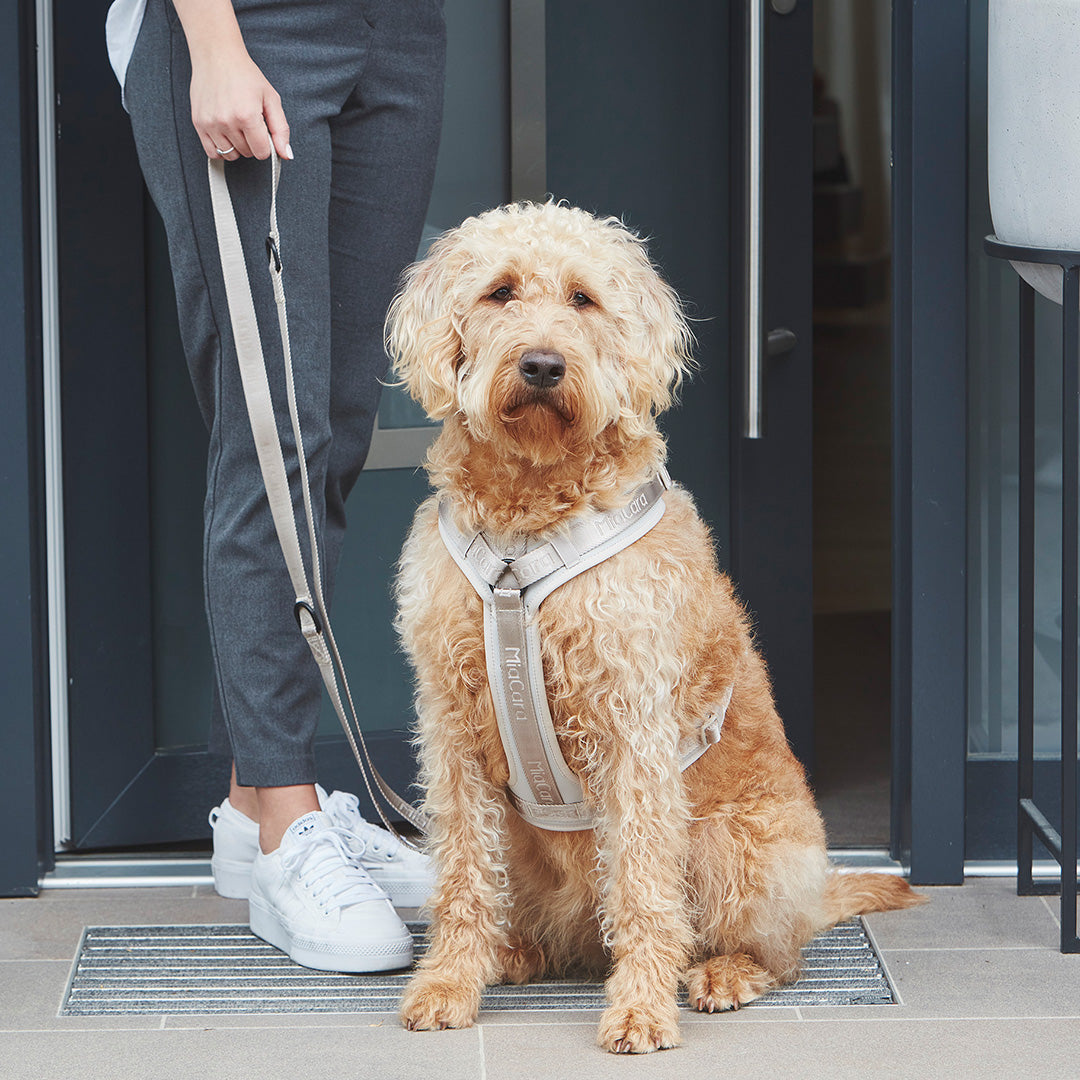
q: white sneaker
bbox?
[208,798,261,899]
[208,788,435,907]
[316,785,436,909]
[247,811,414,973]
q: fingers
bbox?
[263,90,293,161]
[199,116,285,163]
[198,130,240,162]
[190,66,292,163]
[199,116,258,162]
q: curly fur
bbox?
[387,201,923,1054]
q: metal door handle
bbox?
[744,0,766,438]
[767,328,797,356]
[744,2,798,439]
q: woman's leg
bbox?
[230,0,446,850]
[125,0,442,848]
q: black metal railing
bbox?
[984,235,1080,953]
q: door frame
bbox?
[728,0,815,773]
[891,0,970,884]
[0,0,51,897]
[3,0,982,891]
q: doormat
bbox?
[61,919,895,1016]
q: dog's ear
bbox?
[621,239,697,416]
[385,234,464,421]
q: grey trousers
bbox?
[124,0,445,786]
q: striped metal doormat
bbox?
[61,919,895,1016]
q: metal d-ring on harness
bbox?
[439,469,730,832]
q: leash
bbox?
[206,155,429,840]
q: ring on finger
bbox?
[214,143,236,156]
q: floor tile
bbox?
[875,945,1080,1019]
[0,1024,481,1080]
[162,1011,403,1030]
[0,891,248,961]
[34,887,199,903]
[480,1016,1080,1079]
[863,877,1060,951]
[5,874,1080,1079]
[476,1004,803,1029]
[0,960,160,1033]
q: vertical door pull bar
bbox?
[744,0,766,438]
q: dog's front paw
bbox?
[400,971,482,1031]
[596,1003,680,1054]
[685,953,774,1013]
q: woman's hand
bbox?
[172,0,292,162]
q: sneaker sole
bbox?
[248,895,414,973]
[365,875,434,909]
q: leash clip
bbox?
[266,235,282,273]
[293,598,322,635]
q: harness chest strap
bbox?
[438,472,729,832]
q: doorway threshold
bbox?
[44,849,908,891]
[42,850,1067,890]
[829,848,908,875]
[42,856,214,890]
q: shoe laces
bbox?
[281,826,386,912]
[322,789,402,860]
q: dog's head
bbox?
[386,202,695,465]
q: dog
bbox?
[386,201,922,1054]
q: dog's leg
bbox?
[400,704,509,1032]
[590,704,693,1054]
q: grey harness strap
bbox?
[439,471,729,831]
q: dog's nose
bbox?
[518,350,566,389]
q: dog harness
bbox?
[438,468,730,831]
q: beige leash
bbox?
[206,155,428,840]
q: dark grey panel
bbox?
[729,1,815,770]
[0,0,49,896]
[55,0,156,848]
[892,1,969,884]
[546,0,731,554]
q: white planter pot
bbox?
[988,0,1080,303]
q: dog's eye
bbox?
[489,285,513,302]
[571,290,594,308]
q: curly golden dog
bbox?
[386,202,921,1054]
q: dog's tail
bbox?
[821,872,925,927]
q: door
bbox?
[54,0,512,848]
[547,0,814,766]
[54,0,815,848]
